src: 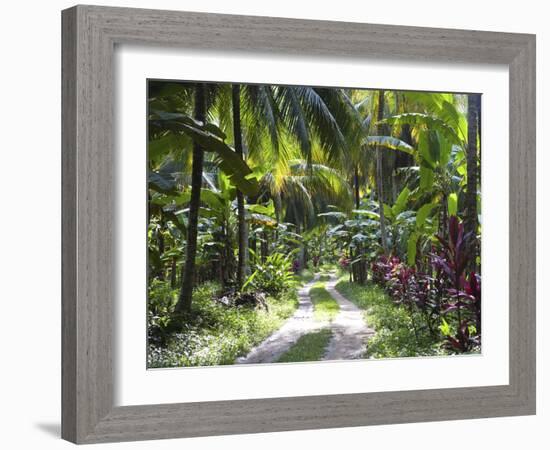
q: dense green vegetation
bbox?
[148,281,298,367]
[336,279,445,358]
[277,329,333,363]
[147,80,481,366]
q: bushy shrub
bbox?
[371,255,400,285]
[147,279,179,342]
[243,253,295,295]
[147,282,298,368]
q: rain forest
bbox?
[147,81,481,368]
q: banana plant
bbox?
[381,102,468,241]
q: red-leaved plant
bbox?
[369,216,481,353]
[432,216,481,352]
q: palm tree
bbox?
[375,90,389,254]
[175,83,206,314]
[232,84,249,287]
[259,157,352,268]
[341,91,373,210]
[465,94,480,267]
[226,84,354,286]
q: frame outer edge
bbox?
[63,5,116,443]
[61,5,78,444]
[61,5,537,444]
[509,34,536,413]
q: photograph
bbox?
[146,80,482,368]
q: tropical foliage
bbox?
[147,81,481,367]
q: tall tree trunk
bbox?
[353,166,366,283]
[261,230,268,263]
[224,221,235,285]
[376,90,389,254]
[296,222,307,270]
[174,83,206,314]
[232,84,249,288]
[353,165,360,209]
[219,223,227,287]
[465,94,481,268]
[274,193,282,242]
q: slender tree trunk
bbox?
[274,193,282,242]
[296,222,304,270]
[261,230,268,263]
[224,221,235,285]
[353,166,366,283]
[349,247,359,283]
[219,223,227,287]
[232,84,249,288]
[465,94,481,268]
[376,90,389,254]
[174,83,206,314]
[353,166,360,209]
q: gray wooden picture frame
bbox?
[61,4,536,444]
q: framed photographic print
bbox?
[62,5,536,444]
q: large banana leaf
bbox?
[149,191,188,206]
[150,111,259,197]
[148,170,178,195]
[418,130,440,169]
[198,189,225,211]
[416,203,437,227]
[419,164,435,190]
[150,188,225,212]
[392,187,411,216]
[381,113,462,147]
[317,211,347,220]
[163,210,187,234]
[363,136,414,155]
[401,92,467,142]
[246,201,275,217]
[407,232,419,266]
[148,132,189,163]
[447,192,458,216]
[352,209,380,220]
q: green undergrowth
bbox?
[335,278,444,358]
[148,281,298,368]
[310,282,339,322]
[277,328,333,363]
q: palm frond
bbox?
[292,86,351,162]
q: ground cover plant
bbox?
[277,329,333,363]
